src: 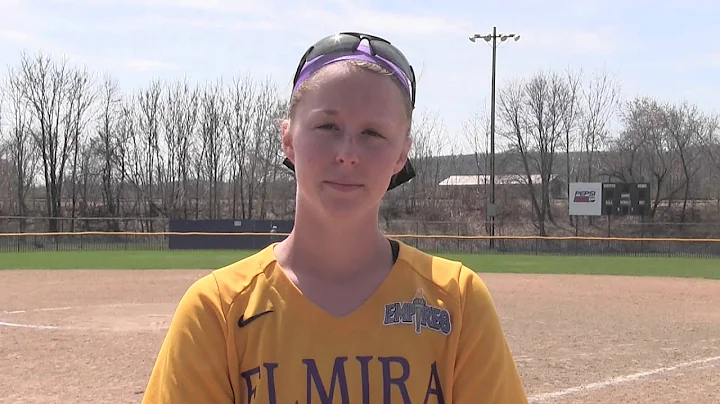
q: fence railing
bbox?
[2,231,719,258]
[2,216,720,239]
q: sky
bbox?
[1,0,719,155]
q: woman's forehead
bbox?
[302,65,408,112]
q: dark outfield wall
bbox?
[168,219,294,250]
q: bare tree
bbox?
[196,80,227,219]
[662,102,717,220]
[459,109,490,216]
[409,108,450,205]
[94,74,124,229]
[262,97,288,218]
[0,85,8,214]
[114,100,134,218]
[602,98,719,221]
[601,126,645,184]
[268,98,295,218]
[251,77,282,219]
[708,129,720,203]
[0,139,8,215]
[573,69,620,226]
[65,66,96,227]
[11,50,720,236]
[498,70,572,235]
[461,109,490,181]
[132,79,163,230]
[159,78,198,219]
[223,73,255,219]
[558,69,582,225]
[3,69,39,222]
[74,136,98,225]
[580,70,620,183]
[378,108,455,230]
[609,97,681,218]
[10,52,93,231]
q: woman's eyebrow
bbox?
[310,108,339,115]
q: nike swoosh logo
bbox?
[238,310,274,328]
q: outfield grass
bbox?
[1,250,719,279]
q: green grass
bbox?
[1,250,719,279]
[442,253,720,279]
[0,250,257,270]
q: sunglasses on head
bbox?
[292,32,417,109]
[283,32,417,191]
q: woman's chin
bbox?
[314,195,380,221]
[297,181,385,221]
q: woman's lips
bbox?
[324,181,363,192]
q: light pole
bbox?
[469,27,519,249]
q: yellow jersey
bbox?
[142,240,527,403]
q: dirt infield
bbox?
[1,269,718,403]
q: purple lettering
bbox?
[240,366,261,403]
[424,362,445,404]
[264,363,279,404]
[241,358,445,403]
[303,357,350,403]
[401,302,414,323]
[356,356,373,404]
[379,356,411,403]
[384,304,398,324]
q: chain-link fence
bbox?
[2,216,720,238]
[2,216,720,257]
[0,216,170,233]
[395,235,720,258]
[2,231,720,258]
[379,218,720,239]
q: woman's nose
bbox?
[335,132,360,165]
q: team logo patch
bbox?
[383,289,452,335]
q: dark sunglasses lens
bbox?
[304,34,414,85]
[307,34,360,61]
[370,40,414,81]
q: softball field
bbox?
[1,253,719,403]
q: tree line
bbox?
[488,69,720,235]
[0,51,719,235]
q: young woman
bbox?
[142,32,527,403]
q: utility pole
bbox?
[469,27,519,249]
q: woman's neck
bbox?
[274,204,393,281]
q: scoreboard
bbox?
[569,182,651,217]
[601,182,650,216]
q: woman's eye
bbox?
[315,124,384,138]
[317,123,337,130]
[364,130,384,138]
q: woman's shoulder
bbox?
[395,240,492,303]
[178,244,278,311]
[212,244,278,291]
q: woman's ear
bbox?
[394,136,412,174]
[281,119,295,163]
